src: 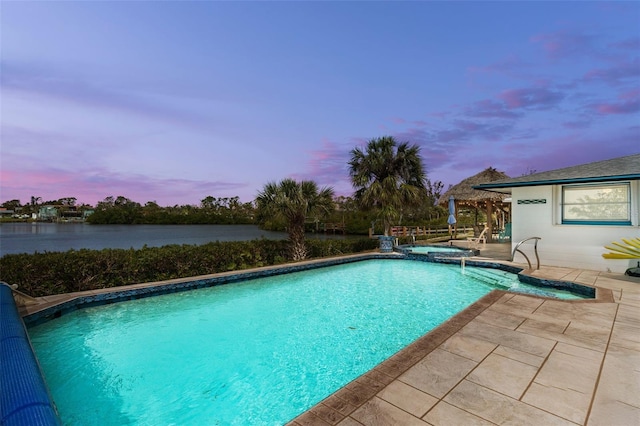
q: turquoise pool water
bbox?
[27,260,585,425]
[408,245,468,253]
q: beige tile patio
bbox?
[438,333,497,362]
[460,320,556,358]
[591,344,640,408]
[609,322,640,351]
[616,303,640,327]
[530,345,602,392]
[491,293,545,314]
[493,345,546,367]
[574,270,601,286]
[553,341,604,362]
[521,344,602,423]
[518,317,569,334]
[466,353,538,399]
[523,382,591,424]
[588,342,640,425]
[474,308,527,330]
[422,401,494,426]
[377,380,438,418]
[350,397,430,426]
[398,348,477,398]
[515,319,611,353]
[336,417,362,426]
[587,399,640,426]
[444,380,576,425]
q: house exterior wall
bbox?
[511,180,640,273]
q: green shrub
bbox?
[0,238,378,297]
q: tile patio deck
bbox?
[289,243,640,426]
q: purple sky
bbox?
[2,1,639,207]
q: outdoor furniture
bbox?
[466,226,488,248]
[449,226,488,249]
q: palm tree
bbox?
[256,178,335,261]
[349,136,426,236]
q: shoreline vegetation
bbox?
[0,238,381,298]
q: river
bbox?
[0,223,351,257]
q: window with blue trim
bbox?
[562,183,631,225]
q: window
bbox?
[562,183,631,225]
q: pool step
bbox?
[463,267,519,289]
[463,267,562,298]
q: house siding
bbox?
[511,181,640,273]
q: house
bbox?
[38,205,59,221]
[0,208,14,217]
[474,154,640,273]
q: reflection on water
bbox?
[0,223,351,257]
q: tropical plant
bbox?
[348,136,426,236]
[255,179,335,261]
[602,237,640,259]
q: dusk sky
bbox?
[2,1,639,207]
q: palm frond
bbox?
[602,238,640,259]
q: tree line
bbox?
[2,137,451,259]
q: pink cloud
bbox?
[590,89,640,115]
[292,140,351,191]
[0,166,249,207]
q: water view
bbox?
[0,223,350,257]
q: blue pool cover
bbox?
[0,283,61,426]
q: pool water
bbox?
[27,260,584,425]
[461,267,587,300]
[408,245,468,254]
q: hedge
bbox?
[0,238,379,297]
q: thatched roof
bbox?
[438,167,510,207]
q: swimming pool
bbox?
[25,258,592,424]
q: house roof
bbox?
[438,167,511,206]
[474,153,640,193]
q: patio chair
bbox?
[466,226,488,248]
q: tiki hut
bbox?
[439,167,511,242]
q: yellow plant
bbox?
[602,237,640,259]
